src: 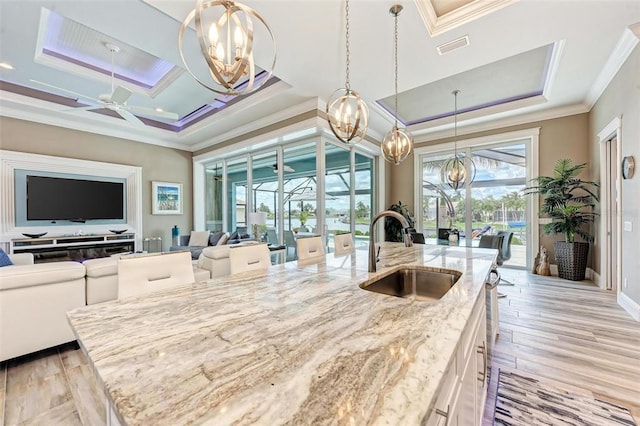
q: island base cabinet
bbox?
[426,289,487,426]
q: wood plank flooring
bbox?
[0,343,104,425]
[1,269,638,425]
[483,269,640,425]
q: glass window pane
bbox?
[283,143,317,234]
[470,143,527,266]
[252,151,278,242]
[226,157,248,234]
[354,152,373,249]
[325,143,350,252]
[204,161,223,232]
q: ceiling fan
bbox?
[273,164,295,173]
[31,43,178,126]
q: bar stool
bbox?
[229,243,271,275]
[333,233,354,256]
[117,251,194,299]
[296,236,325,261]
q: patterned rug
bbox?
[494,370,637,426]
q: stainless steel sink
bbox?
[360,267,461,302]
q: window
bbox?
[199,135,379,258]
[415,129,539,269]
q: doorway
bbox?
[599,117,622,292]
[415,128,540,270]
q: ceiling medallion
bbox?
[178,0,276,96]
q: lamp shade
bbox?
[248,212,267,226]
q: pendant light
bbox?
[178,0,276,96]
[440,90,476,189]
[381,5,413,166]
[326,0,369,144]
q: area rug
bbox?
[494,369,637,426]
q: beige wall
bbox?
[387,113,591,265]
[0,117,193,251]
[385,152,415,212]
[589,45,640,305]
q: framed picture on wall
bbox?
[152,181,182,215]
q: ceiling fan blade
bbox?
[29,79,100,103]
[127,105,179,120]
[62,105,103,112]
[111,86,132,104]
[115,108,145,126]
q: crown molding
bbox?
[411,102,589,143]
[585,25,640,109]
[192,116,322,162]
[0,90,188,150]
[414,0,518,37]
[187,96,319,152]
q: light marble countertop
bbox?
[68,242,497,425]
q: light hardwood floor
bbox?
[483,269,640,424]
[1,269,638,425]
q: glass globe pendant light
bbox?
[326,0,369,144]
[178,0,276,96]
[381,5,413,165]
[440,90,476,189]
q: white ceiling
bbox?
[0,0,639,152]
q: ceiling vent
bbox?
[437,35,470,55]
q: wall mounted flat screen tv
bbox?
[26,175,125,221]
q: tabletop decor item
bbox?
[22,232,47,239]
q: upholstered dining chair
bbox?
[496,231,515,285]
[229,243,271,275]
[283,230,298,261]
[296,236,325,262]
[479,234,508,298]
[333,233,354,256]
[410,232,426,244]
[117,251,195,299]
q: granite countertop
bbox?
[67,242,497,425]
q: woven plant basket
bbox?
[554,241,589,281]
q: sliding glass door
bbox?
[201,136,379,259]
[417,133,536,269]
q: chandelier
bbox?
[381,5,413,166]
[440,90,476,189]
[326,0,369,144]
[178,0,276,96]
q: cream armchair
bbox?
[0,254,86,362]
[197,245,231,278]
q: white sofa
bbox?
[0,253,86,362]
[0,251,212,362]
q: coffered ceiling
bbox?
[0,0,638,152]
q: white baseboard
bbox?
[618,291,640,321]
[586,268,601,287]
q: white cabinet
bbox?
[427,287,487,425]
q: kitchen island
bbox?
[67,242,497,425]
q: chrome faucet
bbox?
[368,210,413,272]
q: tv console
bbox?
[10,233,136,263]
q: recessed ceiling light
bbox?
[437,35,470,55]
[155,108,164,112]
[0,62,14,70]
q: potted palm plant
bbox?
[384,201,414,242]
[524,159,599,281]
